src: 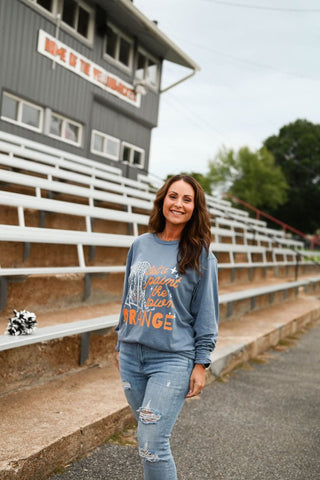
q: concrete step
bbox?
[210,294,320,377]
[1,294,320,480]
[0,301,122,396]
[1,274,319,396]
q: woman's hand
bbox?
[114,351,119,370]
[186,364,206,398]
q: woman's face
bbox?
[162,180,195,228]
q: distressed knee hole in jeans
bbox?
[122,380,131,390]
[139,444,160,462]
[138,405,162,424]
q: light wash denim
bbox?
[119,342,194,480]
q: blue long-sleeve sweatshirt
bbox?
[115,233,219,365]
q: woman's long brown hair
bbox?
[148,175,212,274]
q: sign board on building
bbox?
[37,30,140,108]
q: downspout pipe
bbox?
[160,68,199,94]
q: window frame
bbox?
[135,47,160,91]
[121,142,145,169]
[60,0,95,44]
[1,92,44,133]
[26,0,58,16]
[26,0,94,44]
[90,129,120,161]
[48,111,83,146]
[103,22,134,73]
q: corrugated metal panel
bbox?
[0,0,166,175]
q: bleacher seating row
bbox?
[0,131,319,366]
[1,276,320,363]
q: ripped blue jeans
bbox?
[119,342,193,480]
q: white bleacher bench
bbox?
[1,132,306,251]
[254,224,290,238]
[138,173,163,190]
[305,275,320,292]
[0,223,268,272]
[272,247,297,264]
[0,314,119,365]
[273,248,320,267]
[0,224,134,310]
[0,189,146,284]
[0,140,271,224]
[208,202,250,220]
[245,232,304,249]
[219,279,305,304]
[1,277,319,365]
[214,217,256,234]
[0,168,153,212]
[212,227,303,250]
[211,226,237,244]
[219,277,319,318]
[206,195,240,212]
[209,206,267,229]
[0,151,155,203]
[0,190,149,237]
[0,131,153,194]
[0,156,154,203]
[297,250,320,262]
[212,242,267,264]
[0,225,134,247]
[0,132,310,254]
[214,215,304,250]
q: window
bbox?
[135,49,160,89]
[104,24,133,70]
[27,0,57,14]
[121,142,145,168]
[91,130,120,161]
[1,92,43,132]
[1,93,83,146]
[61,0,94,41]
[37,0,53,11]
[27,0,93,42]
[49,112,82,146]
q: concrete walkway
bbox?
[50,318,320,480]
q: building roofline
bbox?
[106,0,200,71]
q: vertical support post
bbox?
[83,274,91,301]
[18,206,25,227]
[80,332,90,365]
[0,277,8,311]
[77,244,85,268]
[295,252,300,281]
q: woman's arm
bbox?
[191,254,219,366]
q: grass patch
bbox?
[250,352,273,365]
[106,424,138,447]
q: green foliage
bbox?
[165,171,212,194]
[208,146,288,210]
[167,118,320,234]
[264,119,320,233]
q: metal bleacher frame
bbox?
[0,132,319,363]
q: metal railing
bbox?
[223,193,320,250]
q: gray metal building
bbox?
[0,0,198,179]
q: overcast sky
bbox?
[134,0,320,180]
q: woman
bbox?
[115,174,219,480]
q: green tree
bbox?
[166,171,212,194]
[208,146,288,210]
[264,119,320,233]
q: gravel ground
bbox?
[51,321,320,480]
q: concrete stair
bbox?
[1,291,320,480]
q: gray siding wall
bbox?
[0,0,162,178]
